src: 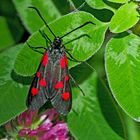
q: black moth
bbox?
[27,7,95,116]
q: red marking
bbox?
[41,53,48,66]
[64,75,69,81]
[62,92,70,101]
[60,55,68,68]
[39,79,47,87]
[31,87,38,96]
[55,81,64,89]
[36,71,41,78]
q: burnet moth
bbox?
[27,7,95,116]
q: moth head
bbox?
[53,37,62,47]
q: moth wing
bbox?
[48,53,72,115]
[51,77,72,116]
[27,52,49,110]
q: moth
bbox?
[27,7,95,115]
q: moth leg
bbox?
[39,29,52,45]
[72,108,79,116]
[67,52,96,72]
[69,74,85,96]
[66,51,82,63]
[26,42,44,54]
[64,48,73,52]
[63,34,91,46]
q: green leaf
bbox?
[124,114,140,140]
[105,33,140,120]
[0,44,29,126]
[86,0,116,12]
[107,0,128,3]
[70,0,114,22]
[109,2,139,33]
[68,63,124,140]
[14,11,108,76]
[13,0,63,33]
[69,0,85,8]
[0,16,14,49]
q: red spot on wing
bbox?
[60,55,68,68]
[36,71,41,78]
[55,81,64,89]
[42,53,48,66]
[39,79,47,87]
[61,92,70,101]
[31,87,38,96]
[64,75,69,81]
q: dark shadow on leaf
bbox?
[70,0,85,9]
[11,70,33,85]
[81,3,114,22]
[72,0,121,10]
[70,0,115,22]
[103,0,122,9]
[97,79,125,138]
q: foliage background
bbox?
[0,0,140,139]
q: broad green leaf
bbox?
[0,16,14,49]
[68,63,124,140]
[70,0,114,22]
[0,44,29,126]
[109,2,139,33]
[86,0,117,12]
[14,12,108,76]
[105,33,140,120]
[107,0,128,3]
[12,0,64,33]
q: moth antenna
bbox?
[28,6,56,38]
[60,21,95,39]
[63,34,91,46]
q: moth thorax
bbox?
[51,49,59,54]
